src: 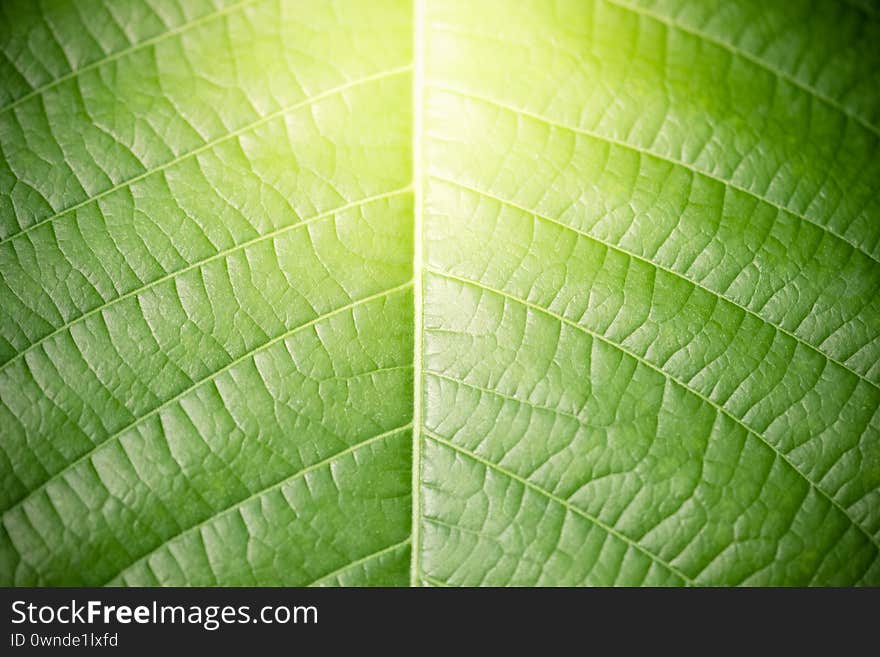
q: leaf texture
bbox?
[1,0,879,586]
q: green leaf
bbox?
[1,0,878,586]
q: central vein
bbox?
[410,0,426,587]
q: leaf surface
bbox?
[1,0,878,586]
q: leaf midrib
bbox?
[409,0,427,587]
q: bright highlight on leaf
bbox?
[1,0,878,586]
